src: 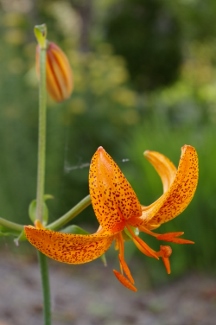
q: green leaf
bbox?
[0,230,19,237]
[28,194,53,225]
[0,224,22,238]
[61,225,89,234]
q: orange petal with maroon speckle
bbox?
[142,145,198,229]
[24,226,114,264]
[89,147,142,233]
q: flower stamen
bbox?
[139,225,194,244]
[118,254,135,284]
[113,269,137,292]
[156,245,172,274]
[126,225,158,259]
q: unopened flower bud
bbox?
[36,41,73,102]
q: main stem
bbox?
[38,251,51,325]
[35,34,51,325]
[36,45,47,222]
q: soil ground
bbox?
[1,248,216,325]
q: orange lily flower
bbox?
[25,145,198,292]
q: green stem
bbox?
[48,194,91,231]
[38,251,51,325]
[34,25,51,325]
[36,41,47,222]
[0,217,23,232]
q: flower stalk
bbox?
[34,24,51,325]
[35,24,47,223]
[0,217,23,232]
[48,194,91,231]
[38,251,51,325]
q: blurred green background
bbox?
[1,0,216,284]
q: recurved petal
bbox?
[144,150,177,193]
[89,147,142,233]
[142,145,198,229]
[24,226,114,264]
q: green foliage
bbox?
[164,0,216,41]
[0,10,139,225]
[0,12,38,224]
[45,44,140,223]
[105,0,182,91]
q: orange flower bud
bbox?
[36,41,73,102]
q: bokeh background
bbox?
[1,0,216,286]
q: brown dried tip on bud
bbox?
[36,42,73,102]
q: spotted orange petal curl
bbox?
[142,145,198,229]
[89,147,142,233]
[24,226,114,264]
